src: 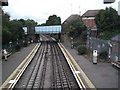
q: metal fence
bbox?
[2,38,28,53]
[88,37,109,53]
[88,37,119,61]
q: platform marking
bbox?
[58,43,85,89]
[59,43,96,89]
[75,71,80,74]
[7,43,41,89]
[8,80,16,84]
[0,43,40,89]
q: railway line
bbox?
[2,35,87,90]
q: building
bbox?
[82,10,101,37]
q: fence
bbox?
[88,37,119,61]
[2,38,28,53]
[88,37,109,53]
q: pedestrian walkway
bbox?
[2,43,37,84]
[62,42,119,89]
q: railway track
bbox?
[14,41,80,89]
[2,35,83,90]
[51,42,74,89]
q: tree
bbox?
[67,17,86,38]
[95,7,119,31]
[2,12,11,44]
[46,15,61,25]
[8,20,24,41]
[25,19,37,26]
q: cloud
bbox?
[3,0,119,24]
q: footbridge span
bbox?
[23,25,61,42]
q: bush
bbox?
[98,51,108,59]
[77,45,87,55]
[15,44,21,51]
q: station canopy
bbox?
[23,25,61,34]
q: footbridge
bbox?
[23,25,62,42]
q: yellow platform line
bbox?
[59,43,96,90]
[7,43,40,89]
[58,43,86,89]
[0,43,40,89]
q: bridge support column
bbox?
[58,33,61,42]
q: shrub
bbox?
[15,44,21,51]
[77,45,87,55]
[98,51,108,59]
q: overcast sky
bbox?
[3,0,119,24]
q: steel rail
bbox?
[26,42,46,89]
[38,42,49,88]
[59,43,96,89]
[20,43,44,88]
[58,43,84,89]
[5,43,41,90]
[51,42,71,89]
[55,43,72,89]
[51,42,57,89]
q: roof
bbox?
[62,14,80,24]
[82,10,101,17]
[111,34,120,42]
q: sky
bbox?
[3,0,119,24]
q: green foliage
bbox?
[99,29,120,40]
[98,51,108,59]
[46,15,61,25]
[15,44,21,51]
[95,7,119,31]
[25,19,37,26]
[80,31,87,41]
[40,23,47,26]
[77,45,87,55]
[2,10,37,45]
[95,7,120,40]
[68,26,76,37]
[67,17,86,38]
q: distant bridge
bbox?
[23,25,62,42]
[23,25,61,34]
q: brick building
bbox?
[82,10,101,37]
